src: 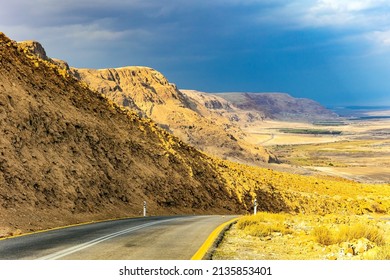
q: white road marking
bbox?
[36,218,185,260]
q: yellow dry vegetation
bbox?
[214,212,390,260]
[213,158,390,215]
[313,223,385,246]
[236,213,293,237]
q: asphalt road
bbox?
[0,215,236,260]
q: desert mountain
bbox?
[0,33,246,234]
[219,92,337,121]
[181,89,266,124]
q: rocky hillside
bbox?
[219,92,338,121]
[0,32,246,235]
[70,67,275,164]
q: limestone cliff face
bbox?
[71,67,189,115]
[181,90,266,124]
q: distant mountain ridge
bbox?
[217,92,338,121]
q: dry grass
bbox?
[214,213,390,260]
[312,223,386,246]
[237,213,292,237]
[335,224,386,245]
[214,156,390,216]
[312,226,334,245]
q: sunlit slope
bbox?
[0,32,242,235]
[215,158,390,215]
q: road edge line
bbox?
[191,217,238,260]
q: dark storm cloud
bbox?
[1,0,390,105]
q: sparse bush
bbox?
[237,216,259,230]
[335,224,385,246]
[312,226,334,245]
[371,202,386,214]
[237,212,292,237]
[243,223,292,237]
[313,223,386,247]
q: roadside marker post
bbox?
[254,198,257,215]
[143,201,146,217]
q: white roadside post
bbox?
[143,201,147,217]
[254,198,257,215]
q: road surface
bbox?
[0,215,236,260]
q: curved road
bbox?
[0,215,236,260]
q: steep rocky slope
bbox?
[0,33,244,235]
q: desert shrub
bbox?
[312,226,334,245]
[237,216,259,230]
[237,212,292,237]
[335,224,385,246]
[313,223,385,246]
[243,223,290,237]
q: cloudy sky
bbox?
[1,0,390,106]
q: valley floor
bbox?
[244,117,390,183]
